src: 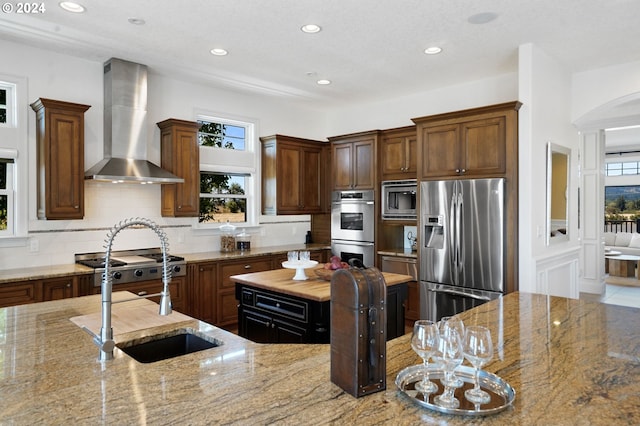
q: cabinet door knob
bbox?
[74,205,79,209]
[461,169,466,174]
[244,264,252,269]
[271,323,276,329]
[66,283,71,288]
[456,169,460,173]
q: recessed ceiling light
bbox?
[317,79,331,85]
[468,12,498,24]
[301,24,321,34]
[59,1,85,13]
[128,17,146,25]
[210,48,228,56]
[424,46,442,55]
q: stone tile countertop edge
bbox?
[0,243,331,284]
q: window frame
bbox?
[196,113,259,229]
[0,161,15,236]
[0,74,27,246]
[0,82,15,128]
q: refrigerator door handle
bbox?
[430,287,492,302]
[449,191,458,284]
[456,191,463,275]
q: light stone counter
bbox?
[0,292,639,424]
[0,244,330,285]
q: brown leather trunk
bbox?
[330,267,387,397]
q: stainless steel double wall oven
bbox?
[331,190,375,267]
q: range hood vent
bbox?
[85,58,184,184]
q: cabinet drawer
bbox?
[219,258,272,290]
[255,292,308,322]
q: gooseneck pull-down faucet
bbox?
[83,217,173,361]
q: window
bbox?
[606,161,640,176]
[0,76,25,243]
[197,115,257,226]
[0,83,14,127]
[200,172,247,224]
[0,160,14,236]
[0,87,6,124]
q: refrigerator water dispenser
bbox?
[423,215,444,249]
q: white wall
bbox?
[0,39,328,269]
[325,73,518,135]
[518,43,579,297]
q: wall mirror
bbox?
[546,142,570,245]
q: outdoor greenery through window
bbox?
[198,118,249,224]
[0,162,8,231]
[198,120,246,151]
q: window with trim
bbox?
[197,117,255,225]
[0,80,17,237]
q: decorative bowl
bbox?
[314,267,335,281]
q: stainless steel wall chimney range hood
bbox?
[84,58,184,184]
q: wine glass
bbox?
[433,327,464,409]
[410,320,439,394]
[437,316,465,388]
[462,326,494,404]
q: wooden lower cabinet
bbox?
[42,276,77,301]
[0,274,92,308]
[236,282,407,344]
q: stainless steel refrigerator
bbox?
[419,178,505,322]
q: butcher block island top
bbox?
[1,292,639,424]
[230,268,413,302]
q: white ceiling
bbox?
[1,0,639,150]
[1,0,640,110]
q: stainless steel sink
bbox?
[117,328,222,363]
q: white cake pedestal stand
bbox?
[282,260,319,280]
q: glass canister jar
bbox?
[236,229,251,251]
[220,221,236,252]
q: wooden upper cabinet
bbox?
[414,102,521,180]
[260,134,325,215]
[328,130,378,190]
[157,119,201,217]
[380,126,417,180]
[30,98,90,220]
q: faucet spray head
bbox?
[159,291,172,315]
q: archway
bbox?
[574,92,640,295]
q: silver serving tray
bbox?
[395,364,516,416]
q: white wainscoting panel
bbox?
[536,248,580,298]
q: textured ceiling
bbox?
[1,0,640,109]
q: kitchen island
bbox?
[0,292,638,424]
[232,268,412,343]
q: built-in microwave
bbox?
[381,179,417,220]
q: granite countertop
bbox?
[181,243,330,263]
[1,292,638,424]
[0,244,331,284]
[231,269,413,302]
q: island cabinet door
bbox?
[240,309,273,343]
[239,308,310,343]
